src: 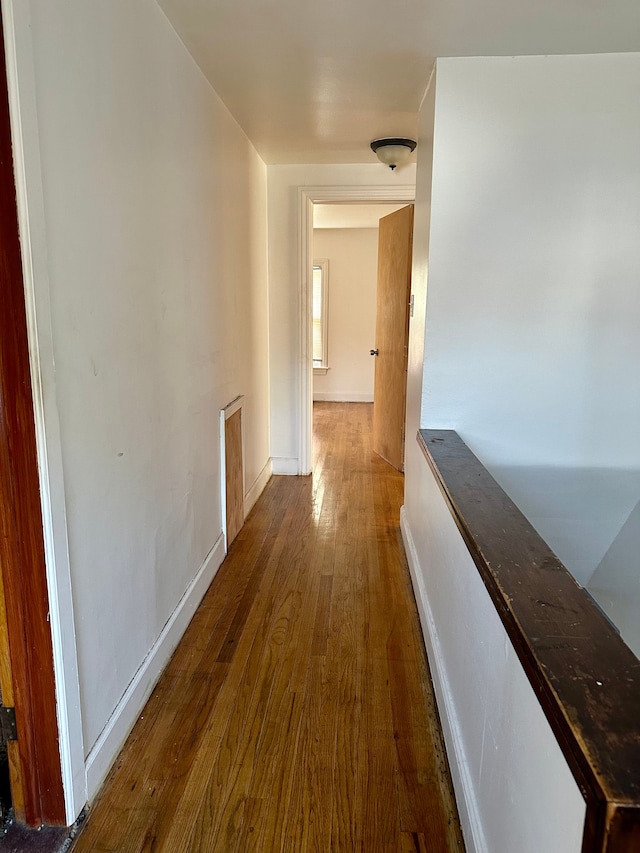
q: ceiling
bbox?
[157,0,640,165]
[314,204,407,229]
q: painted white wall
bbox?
[588,498,640,658]
[312,228,378,402]
[403,69,587,853]
[423,53,640,470]
[314,203,405,229]
[420,53,640,630]
[405,77,434,482]
[488,466,640,587]
[267,163,416,472]
[20,0,270,800]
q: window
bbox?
[312,259,329,370]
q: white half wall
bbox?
[267,163,416,468]
[16,0,270,809]
[312,228,378,402]
[401,475,586,853]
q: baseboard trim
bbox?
[312,393,374,402]
[84,532,226,799]
[271,457,299,476]
[400,506,487,853]
[244,458,272,517]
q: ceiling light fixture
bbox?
[370,137,417,170]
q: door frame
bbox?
[2,0,86,824]
[297,186,415,474]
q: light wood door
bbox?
[372,204,414,471]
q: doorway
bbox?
[298,186,415,475]
[312,203,407,408]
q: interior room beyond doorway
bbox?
[311,202,405,407]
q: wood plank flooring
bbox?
[71,402,464,853]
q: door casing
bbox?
[0,8,66,826]
[1,0,86,824]
[298,185,415,474]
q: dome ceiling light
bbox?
[370,137,417,170]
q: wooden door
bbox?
[372,205,414,471]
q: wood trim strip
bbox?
[224,409,244,548]
[223,394,244,421]
[417,429,640,853]
[0,16,65,826]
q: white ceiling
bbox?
[157,0,640,164]
[314,203,408,229]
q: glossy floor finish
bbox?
[71,402,464,852]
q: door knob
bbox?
[370,349,379,356]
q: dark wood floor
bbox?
[71,402,464,852]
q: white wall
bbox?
[267,163,416,472]
[312,228,378,402]
[488,465,640,587]
[588,498,640,658]
[420,54,640,633]
[314,203,405,229]
[19,0,270,804]
[403,66,587,853]
[423,53,640,471]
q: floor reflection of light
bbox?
[311,473,326,524]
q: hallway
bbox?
[71,402,464,852]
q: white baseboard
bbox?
[312,392,374,402]
[400,507,487,853]
[271,456,299,475]
[244,458,273,517]
[84,532,226,799]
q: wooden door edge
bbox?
[0,13,66,826]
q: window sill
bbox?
[313,366,329,375]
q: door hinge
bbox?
[0,706,17,743]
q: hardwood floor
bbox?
[71,402,464,853]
